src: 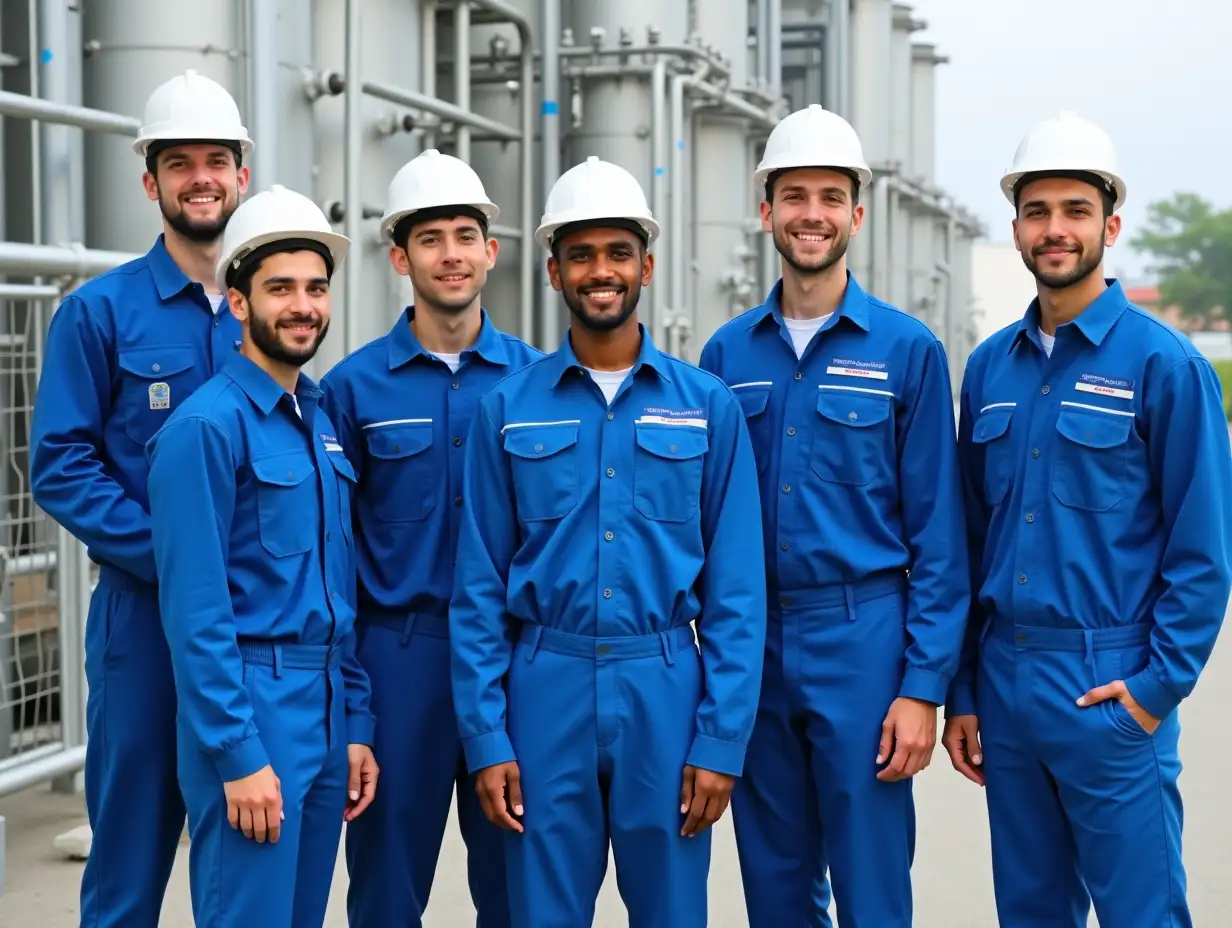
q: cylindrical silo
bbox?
[887,4,915,310]
[910,41,943,186]
[846,0,891,291]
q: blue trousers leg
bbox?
[345,621,508,927]
[732,620,833,928]
[980,627,1192,928]
[180,659,348,926]
[80,568,185,928]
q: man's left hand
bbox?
[1077,680,1161,735]
[876,697,938,782]
[344,744,379,822]
[680,765,735,837]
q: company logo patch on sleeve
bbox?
[1075,373,1135,401]
[826,358,889,381]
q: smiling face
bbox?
[1013,175,1120,290]
[143,142,249,243]
[390,213,498,315]
[548,225,653,333]
[761,167,864,276]
[229,250,332,368]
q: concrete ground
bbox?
[2,626,1229,926]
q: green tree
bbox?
[1131,193,1232,329]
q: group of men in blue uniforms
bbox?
[27,64,1230,928]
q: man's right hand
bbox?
[475,760,524,833]
[941,714,984,786]
[224,764,283,843]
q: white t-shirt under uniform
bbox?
[586,367,632,405]
[784,313,832,358]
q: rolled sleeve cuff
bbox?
[347,711,376,748]
[944,677,978,718]
[686,733,747,778]
[899,666,948,707]
[1124,668,1182,722]
[213,734,270,783]
[462,729,517,774]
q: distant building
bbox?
[1125,284,1230,334]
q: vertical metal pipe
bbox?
[38,0,84,246]
[453,0,471,161]
[518,10,535,345]
[667,70,688,350]
[343,0,363,354]
[539,0,561,348]
[422,0,438,150]
[248,0,279,187]
[767,0,782,95]
[650,58,668,342]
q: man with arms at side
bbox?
[320,149,542,927]
[942,111,1232,928]
[146,186,378,924]
[449,156,767,927]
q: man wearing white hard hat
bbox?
[699,103,969,927]
[319,148,541,927]
[942,111,1232,928]
[448,155,767,926]
[29,68,253,926]
[146,184,378,924]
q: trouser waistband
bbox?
[772,571,907,615]
[361,611,450,643]
[237,638,339,675]
[518,623,697,664]
[97,562,156,594]
[987,618,1153,652]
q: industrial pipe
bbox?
[248,0,279,186]
[0,89,139,137]
[0,283,62,300]
[557,43,733,81]
[0,745,85,800]
[0,242,139,277]
[650,58,669,341]
[667,63,708,352]
[343,0,363,355]
[541,0,563,348]
[421,0,438,149]
[454,0,472,161]
[768,0,783,96]
[362,80,521,141]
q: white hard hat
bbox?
[535,156,660,250]
[380,148,501,242]
[754,104,873,195]
[1000,111,1126,211]
[134,69,254,159]
[216,185,350,294]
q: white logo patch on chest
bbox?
[826,358,888,381]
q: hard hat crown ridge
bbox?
[535,155,660,250]
[133,69,254,158]
[380,148,501,243]
[754,103,873,194]
[1000,111,1126,210]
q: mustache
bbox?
[1033,239,1079,255]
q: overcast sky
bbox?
[906,0,1230,283]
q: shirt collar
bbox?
[546,322,673,386]
[747,271,872,333]
[225,352,321,416]
[147,234,199,303]
[1009,278,1130,354]
[386,306,511,370]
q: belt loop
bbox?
[844,584,856,622]
[1083,629,1096,680]
[659,631,675,665]
[272,644,283,679]
[523,624,543,662]
[400,613,417,646]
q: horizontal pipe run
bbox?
[0,90,140,136]
[0,242,139,278]
[362,80,521,141]
[0,283,62,299]
[0,746,85,800]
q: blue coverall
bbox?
[699,273,970,927]
[950,279,1232,927]
[449,325,767,928]
[29,235,241,926]
[146,351,376,926]
[319,307,543,926]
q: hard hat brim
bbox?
[534,215,661,251]
[216,229,350,295]
[134,134,256,158]
[379,201,501,243]
[999,168,1127,212]
[753,162,873,195]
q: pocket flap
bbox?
[251,450,315,487]
[816,390,892,428]
[327,450,357,483]
[1055,407,1133,449]
[735,387,770,418]
[504,425,580,460]
[118,345,196,380]
[365,424,433,460]
[972,407,1013,444]
[634,423,709,460]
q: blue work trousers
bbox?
[81,564,185,927]
[345,614,508,927]
[977,618,1190,927]
[504,623,710,928]
[732,574,914,928]
[178,641,349,927]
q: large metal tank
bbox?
[846,0,891,291]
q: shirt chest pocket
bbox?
[363,423,437,523]
[251,450,318,557]
[971,406,1015,507]
[503,424,581,522]
[734,387,771,475]
[633,423,709,522]
[117,345,198,445]
[810,390,893,486]
[1052,406,1134,512]
[326,451,358,546]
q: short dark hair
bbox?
[765,167,860,206]
[145,140,243,177]
[393,205,490,250]
[1013,170,1116,219]
[226,239,336,299]
[548,218,648,262]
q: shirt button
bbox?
[1025,513,1034,523]
[453,437,463,447]
[780,541,790,550]
[152,363,161,373]
[669,443,678,452]
[1018,574,1027,584]
[607,411,614,420]
[1032,448,1040,457]
[607,467,615,477]
[787,427,796,436]
[603,588,612,599]
[534,443,544,452]
[287,470,294,479]
[605,530,614,541]
[794,371,803,381]
[782,484,791,494]
[1042,385,1050,395]
[452,381,460,390]
[454,496,463,506]
[393,444,402,452]
[327,532,333,541]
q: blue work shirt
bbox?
[146,352,375,782]
[318,307,543,621]
[450,324,767,777]
[30,235,242,584]
[698,273,970,707]
[949,279,1232,721]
